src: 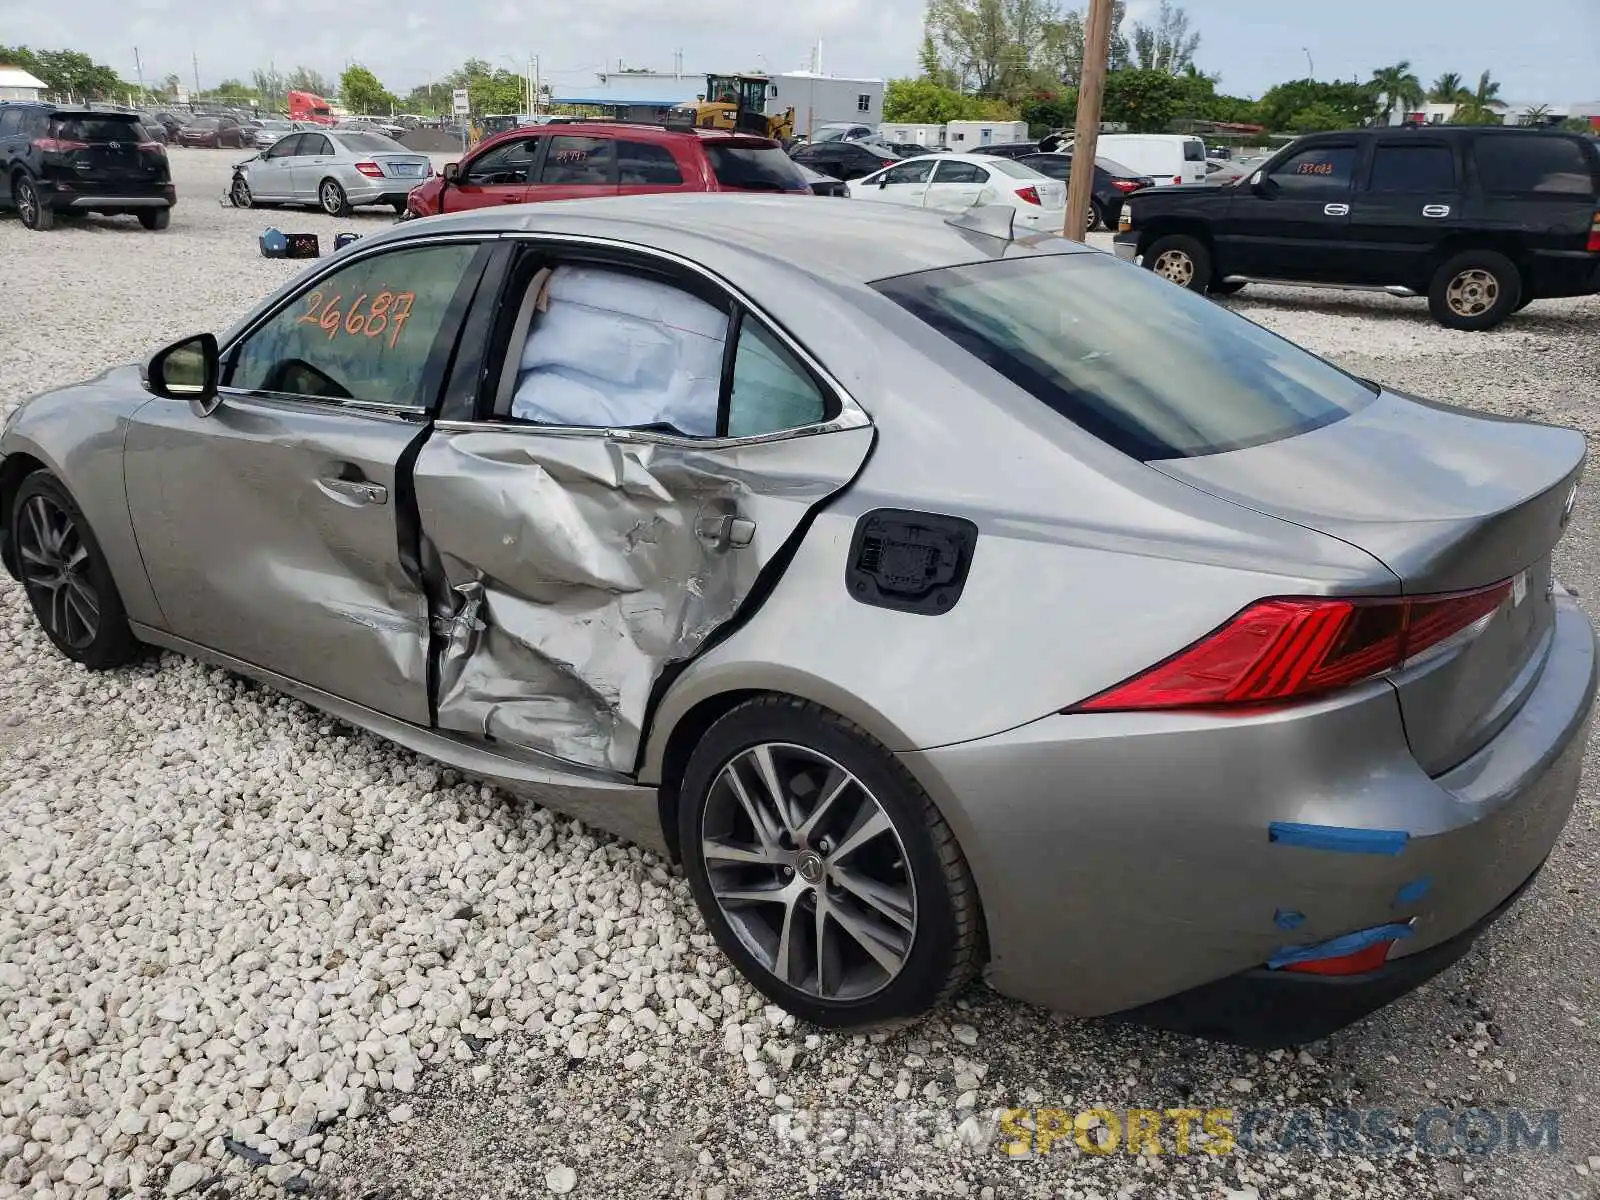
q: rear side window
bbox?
[537,136,617,185]
[53,116,144,142]
[1183,139,1205,162]
[703,144,806,191]
[987,159,1042,179]
[933,160,985,184]
[0,109,20,136]
[1368,143,1456,192]
[1267,144,1357,193]
[1472,135,1594,195]
[875,254,1376,461]
[301,134,332,156]
[617,141,683,185]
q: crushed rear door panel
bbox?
[412,425,873,772]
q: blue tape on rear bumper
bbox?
[1269,822,1409,855]
[1394,876,1433,906]
[1268,922,1416,970]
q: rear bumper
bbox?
[1113,238,1139,262]
[901,590,1596,1035]
[39,180,175,212]
[1524,250,1600,299]
[342,179,417,207]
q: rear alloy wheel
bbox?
[1142,233,1211,292]
[231,175,253,208]
[16,177,54,231]
[1428,249,1521,331]
[11,474,138,669]
[138,208,170,231]
[319,179,351,217]
[681,697,981,1029]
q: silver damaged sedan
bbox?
[230,129,433,216]
[2,196,1593,1047]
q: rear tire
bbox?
[16,177,53,230]
[319,179,350,217]
[10,473,138,670]
[391,199,408,214]
[1428,249,1521,331]
[679,696,981,1030]
[1142,233,1211,292]
[138,208,170,231]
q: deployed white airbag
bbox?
[510,265,726,436]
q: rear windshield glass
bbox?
[1183,139,1206,162]
[1097,156,1137,176]
[704,145,806,190]
[336,132,405,153]
[875,255,1377,461]
[52,116,144,141]
[986,158,1043,178]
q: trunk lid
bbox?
[46,115,167,184]
[369,153,432,181]
[1154,389,1585,774]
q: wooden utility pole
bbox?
[1063,0,1115,241]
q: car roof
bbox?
[364,193,1089,286]
[469,121,780,156]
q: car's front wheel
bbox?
[15,177,53,231]
[319,179,350,217]
[231,175,253,208]
[10,473,138,669]
[679,697,981,1029]
[1143,233,1211,292]
[1428,250,1521,331]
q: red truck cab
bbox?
[287,91,333,126]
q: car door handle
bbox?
[320,476,388,505]
[696,514,756,549]
[1323,203,1350,216]
[1422,204,1451,218]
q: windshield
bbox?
[986,158,1046,179]
[50,116,145,142]
[704,144,807,191]
[336,132,406,153]
[875,255,1377,461]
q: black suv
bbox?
[0,103,176,231]
[1114,126,1600,329]
[790,139,901,182]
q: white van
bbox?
[1064,134,1208,186]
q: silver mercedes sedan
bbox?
[230,129,433,216]
[2,197,1593,1046]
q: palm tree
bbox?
[1519,102,1552,127]
[1428,72,1469,103]
[1371,61,1424,123]
[1451,71,1505,125]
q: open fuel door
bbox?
[412,252,873,773]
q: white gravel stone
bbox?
[165,1162,208,1194]
[545,1163,577,1193]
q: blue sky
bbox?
[8,0,1598,105]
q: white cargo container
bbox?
[942,120,1029,150]
[877,122,944,148]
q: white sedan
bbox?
[845,153,1067,230]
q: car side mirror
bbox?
[1250,171,1274,197]
[143,333,221,416]
[443,161,462,184]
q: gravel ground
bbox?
[1,150,1598,1200]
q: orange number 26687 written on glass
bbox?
[296,289,416,349]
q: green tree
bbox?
[1428,72,1468,103]
[0,45,43,78]
[5,47,124,99]
[883,77,991,123]
[1020,88,1076,134]
[340,63,394,114]
[1255,78,1379,131]
[207,79,253,102]
[1040,2,1129,89]
[1101,68,1182,132]
[1450,71,1504,125]
[286,66,331,97]
[1370,60,1423,123]
[446,59,524,115]
[1287,102,1346,133]
[1518,103,1552,127]
[253,68,286,112]
[1130,1,1199,74]
[924,0,1060,100]
[404,83,449,116]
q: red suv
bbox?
[406,122,813,217]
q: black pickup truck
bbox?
[1113,126,1600,330]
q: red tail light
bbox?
[1172,175,1183,185]
[1069,580,1514,713]
[1586,209,1599,253]
[1111,179,1141,193]
[137,141,165,155]
[1015,185,1041,205]
[33,138,89,153]
[881,159,896,168]
[355,161,384,178]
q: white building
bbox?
[943,120,1029,149]
[878,121,944,148]
[0,64,47,102]
[766,72,883,139]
